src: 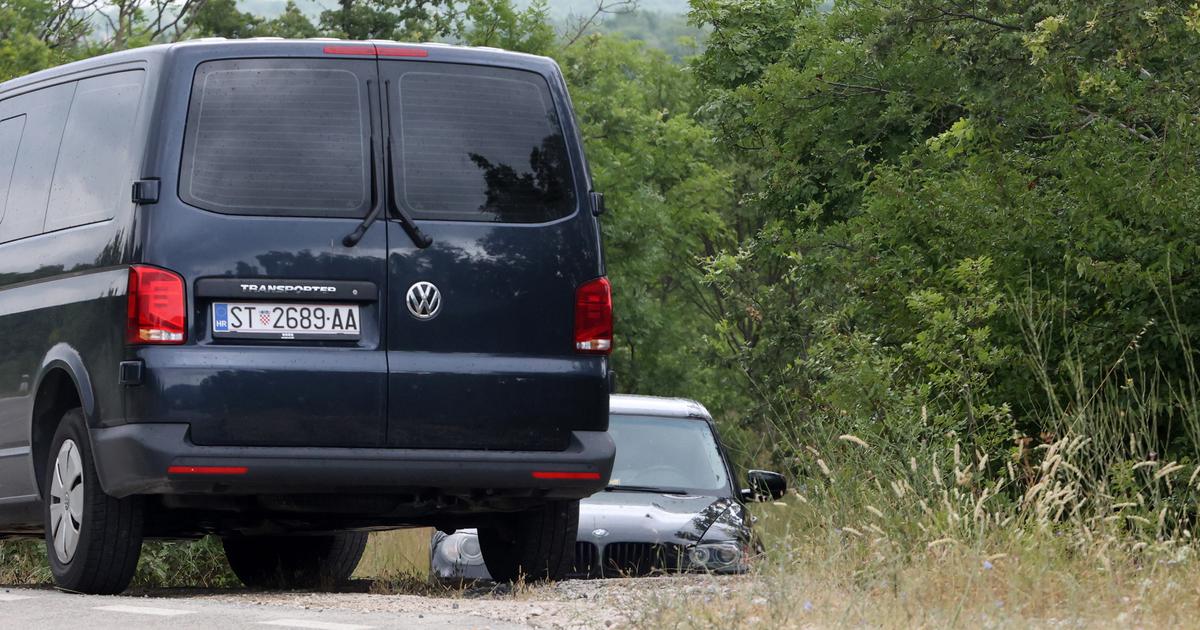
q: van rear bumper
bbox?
[90,423,615,500]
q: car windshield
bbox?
[606,414,730,495]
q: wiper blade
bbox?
[343,136,383,247]
[386,146,433,249]
[344,79,382,248]
[345,80,432,249]
[604,485,689,495]
[383,80,431,250]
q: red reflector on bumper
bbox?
[167,466,248,475]
[532,471,601,480]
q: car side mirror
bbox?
[590,191,606,216]
[743,470,787,501]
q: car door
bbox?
[137,54,391,448]
[376,56,607,450]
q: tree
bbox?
[691,0,1200,462]
[318,0,453,41]
[189,0,262,37]
[189,0,317,39]
[456,0,555,54]
[0,0,91,81]
[259,1,318,38]
[93,0,210,49]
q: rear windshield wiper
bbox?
[344,80,432,249]
[384,133,433,249]
[383,80,431,249]
[343,134,384,247]
[605,485,690,495]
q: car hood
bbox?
[577,491,751,547]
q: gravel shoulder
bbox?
[188,575,754,629]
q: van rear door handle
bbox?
[132,179,160,204]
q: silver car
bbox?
[431,395,786,579]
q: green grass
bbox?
[0,528,434,590]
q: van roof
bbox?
[0,39,561,97]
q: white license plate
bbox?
[212,302,360,340]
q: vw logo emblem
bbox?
[406,281,441,320]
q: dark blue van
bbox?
[0,39,614,594]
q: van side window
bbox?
[179,59,371,217]
[0,115,25,225]
[0,82,74,243]
[44,71,145,233]
[395,66,576,223]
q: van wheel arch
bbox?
[31,365,87,495]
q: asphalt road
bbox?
[0,587,529,630]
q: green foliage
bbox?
[192,0,319,38]
[456,0,556,53]
[0,537,237,588]
[556,32,741,411]
[691,0,1200,472]
[190,0,266,38]
[318,0,453,40]
[594,10,707,61]
[0,539,50,584]
[259,1,320,37]
[133,537,239,588]
[0,0,90,81]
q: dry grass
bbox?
[0,538,50,585]
[636,427,1200,629]
[630,319,1200,628]
[639,515,1200,628]
[354,528,432,579]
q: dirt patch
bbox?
[193,575,753,629]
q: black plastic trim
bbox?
[132,178,160,204]
[195,278,378,301]
[90,424,615,500]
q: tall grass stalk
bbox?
[641,298,1200,627]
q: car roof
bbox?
[609,394,712,420]
[0,38,559,97]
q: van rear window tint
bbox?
[180,60,369,216]
[395,67,576,223]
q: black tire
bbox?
[478,500,579,582]
[222,532,368,590]
[43,408,144,594]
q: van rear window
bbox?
[180,59,370,216]
[395,66,576,223]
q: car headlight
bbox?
[459,532,483,562]
[437,532,485,566]
[688,542,745,571]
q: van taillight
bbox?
[127,266,186,345]
[574,277,612,354]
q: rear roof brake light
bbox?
[376,46,429,57]
[324,44,428,58]
[323,44,375,56]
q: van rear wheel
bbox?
[222,532,368,590]
[477,500,579,582]
[43,408,145,594]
